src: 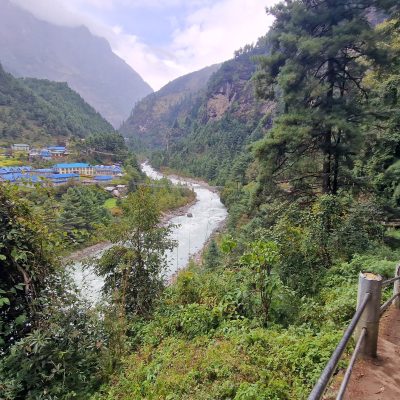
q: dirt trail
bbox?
[339,306,400,399]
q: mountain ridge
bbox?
[120,64,221,149]
[0,0,153,127]
[122,39,274,184]
[0,64,115,146]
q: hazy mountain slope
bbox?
[161,42,274,184]
[0,64,114,146]
[0,0,153,127]
[120,64,221,149]
[124,39,273,184]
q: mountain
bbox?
[0,0,153,127]
[0,64,115,146]
[120,64,221,149]
[123,40,274,184]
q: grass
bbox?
[0,156,24,167]
[386,228,400,240]
[104,198,117,209]
[384,228,400,249]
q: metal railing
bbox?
[308,264,400,400]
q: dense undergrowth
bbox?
[2,0,400,399]
[91,190,400,399]
[0,174,198,400]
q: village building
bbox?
[40,149,52,160]
[27,146,68,160]
[0,166,32,175]
[48,146,67,157]
[0,172,40,185]
[54,163,94,175]
[1,163,124,187]
[48,173,80,185]
[33,168,54,177]
[11,144,30,152]
[29,149,40,157]
[94,175,114,182]
[94,165,122,176]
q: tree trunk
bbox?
[322,130,332,194]
[332,131,341,195]
[322,60,335,194]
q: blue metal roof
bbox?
[26,176,40,183]
[49,173,79,179]
[54,163,90,168]
[0,173,40,183]
[0,173,23,182]
[0,166,32,174]
[94,175,113,181]
[35,168,54,173]
[48,146,66,150]
[94,165,122,172]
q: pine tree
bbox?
[59,186,110,243]
[203,239,220,269]
[255,0,395,199]
[357,15,400,212]
[96,187,175,317]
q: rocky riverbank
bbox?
[65,190,198,264]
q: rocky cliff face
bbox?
[0,0,153,127]
[204,57,273,123]
[123,38,274,184]
[120,64,221,149]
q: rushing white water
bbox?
[70,162,227,300]
[141,162,227,275]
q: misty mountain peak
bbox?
[0,0,153,127]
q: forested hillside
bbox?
[99,1,400,398]
[2,1,400,400]
[125,42,274,184]
[120,64,221,149]
[0,0,153,127]
[0,64,115,146]
[160,42,275,184]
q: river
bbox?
[70,162,227,301]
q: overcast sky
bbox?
[10,0,279,90]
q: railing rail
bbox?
[380,292,400,315]
[336,327,366,400]
[382,275,400,287]
[308,294,370,400]
[308,264,400,400]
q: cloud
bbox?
[11,0,83,27]
[82,0,214,9]
[110,32,187,90]
[9,0,279,90]
[169,0,276,73]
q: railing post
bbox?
[394,264,400,310]
[354,272,382,358]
